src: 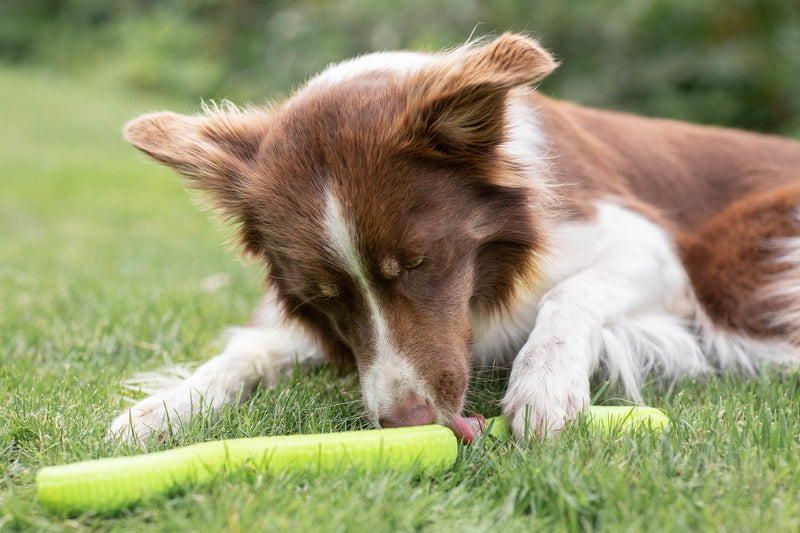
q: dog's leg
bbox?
[109,289,325,445]
[503,203,690,439]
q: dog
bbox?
[110,33,800,444]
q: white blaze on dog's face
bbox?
[321,188,424,428]
[122,34,557,438]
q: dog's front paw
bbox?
[107,390,194,446]
[502,345,590,440]
[503,384,588,440]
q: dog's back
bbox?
[536,94,800,228]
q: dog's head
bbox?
[124,33,556,440]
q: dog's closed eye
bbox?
[380,256,425,280]
[405,256,424,270]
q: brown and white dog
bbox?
[111,33,800,444]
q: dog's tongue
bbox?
[448,414,486,444]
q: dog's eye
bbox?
[405,257,424,270]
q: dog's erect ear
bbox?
[404,33,557,159]
[124,105,270,212]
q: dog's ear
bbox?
[404,33,557,159]
[124,105,269,212]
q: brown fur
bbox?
[680,185,800,337]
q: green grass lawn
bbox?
[2,66,800,532]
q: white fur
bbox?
[361,351,422,425]
[598,314,709,399]
[120,362,196,401]
[308,51,433,88]
[760,234,800,348]
[322,189,425,425]
[695,305,797,373]
[499,92,558,205]
[501,97,547,162]
[108,289,323,445]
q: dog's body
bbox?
[111,34,800,444]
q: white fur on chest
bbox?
[470,202,696,372]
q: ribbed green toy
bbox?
[37,406,668,513]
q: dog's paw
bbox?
[107,390,194,446]
[502,344,590,440]
[503,383,588,440]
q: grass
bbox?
[2,65,800,532]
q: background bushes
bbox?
[3,0,799,135]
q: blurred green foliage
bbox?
[3,0,800,135]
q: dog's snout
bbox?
[378,396,435,428]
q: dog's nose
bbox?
[378,396,435,428]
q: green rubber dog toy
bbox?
[37,406,668,513]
